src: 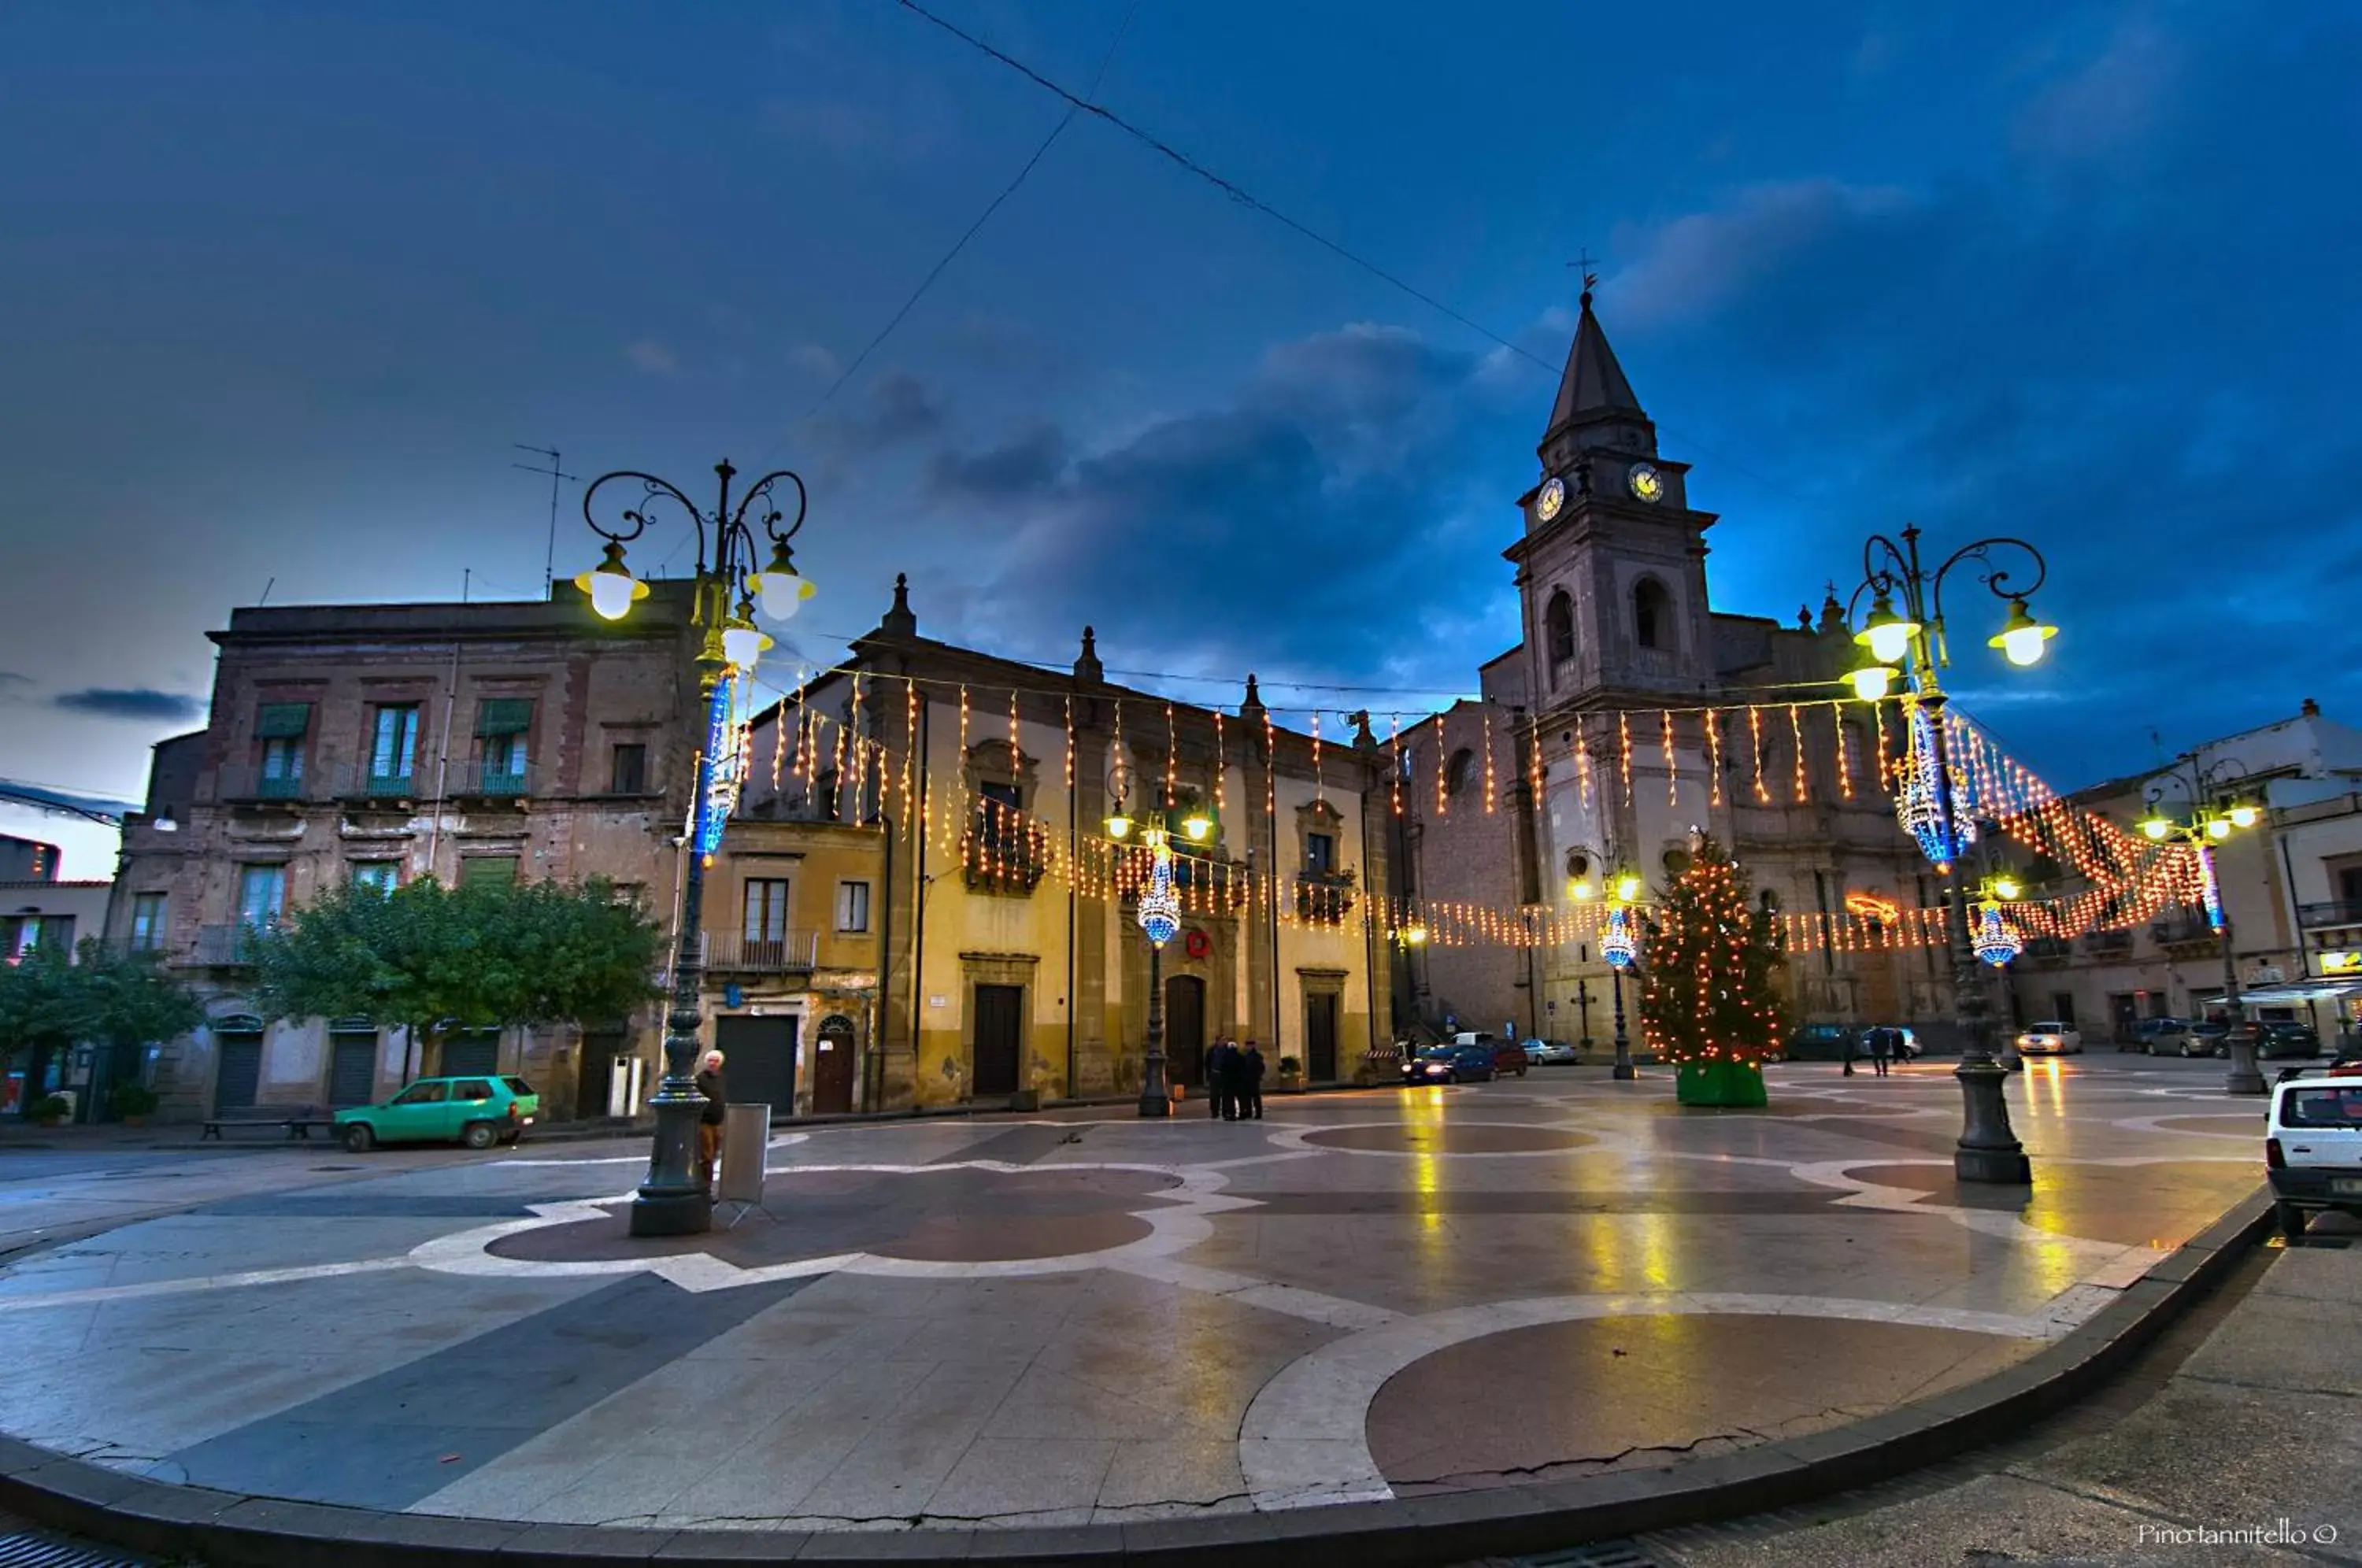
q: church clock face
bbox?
[1627,462,1665,505]
[1535,475,1567,522]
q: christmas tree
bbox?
[1638,834,1788,1108]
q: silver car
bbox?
[1527,1038,1578,1065]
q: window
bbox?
[237,864,286,928]
[461,856,519,888]
[255,703,309,797]
[611,882,646,908]
[481,732,528,781]
[130,893,167,952]
[351,862,398,896]
[369,704,420,787]
[978,779,1023,855]
[836,880,871,933]
[1305,832,1337,876]
[502,1076,536,1096]
[476,700,532,786]
[391,1081,448,1105]
[743,878,790,942]
[1545,590,1575,666]
[610,743,648,795]
[1446,748,1475,797]
[453,1079,496,1102]
[1634,578,1672,649]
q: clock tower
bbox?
[1505,284,1719,711]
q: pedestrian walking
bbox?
[1205,1038,1232,1121]
[1868,1026,1892,1077]
[1842,1030,1857,1078]
[694,1048,727,1196]
[1242,1041,1266,1119]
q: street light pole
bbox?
[576,459,813,1237]
[1846,523,2056,1185]
[2139,754,2264,1095]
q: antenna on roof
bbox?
[513,444,579,597]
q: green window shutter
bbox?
[255,702,312,738]
[461,856,520,887]
[476,698,534,736]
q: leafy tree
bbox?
[1638,835,1788,1107]
[0,944,81,1074]
[0,941,203,1115]
[251,875,662,1074]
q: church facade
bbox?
[1392,291,1958,1048]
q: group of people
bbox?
[1842,1026,1909,1077]
[1199,1038,1266,1121]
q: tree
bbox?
[1638,834,1788,1108]
[0,941,203,1119]
[252,875,663,1076]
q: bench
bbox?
[201,1103,339,1141]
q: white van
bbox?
[2266,1066,2362,1237]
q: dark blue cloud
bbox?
[54,688,209,723]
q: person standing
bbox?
[1842,1030,1857,1078]
[1242,1041,1266,1119]
[694,1048,727,1196]
[1868,1026,1892,1078]
[1205,1037,1232,1121]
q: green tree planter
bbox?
[1675,1057,1768,1107]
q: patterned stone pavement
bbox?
[0,1055,2268,1533]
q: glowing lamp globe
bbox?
[1854,592,1920,666]
[1403,924,1428,945]
[753,542,814,620]
[1182,811,1213,842]
[1848,661,1897,702]
[1105,812,1134,840]
[1989,597,2057,668]
[2138,815,2172,841]
[720,617,772,674]
[574,542,648,621]
[1613,872,1643,903]
[2207,817,2231,840]
[1992,875,2022,901]
[2228,803,2260,830]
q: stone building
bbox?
[1394,290,1950,1046]
[104,581,886,1122]
[738,578,1394,1108]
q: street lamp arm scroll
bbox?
[731,468,809,548]
[581,470,711,562]
[1926,535,2049,628]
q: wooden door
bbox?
[716,1014,797,1116]
[214,1034,262,1111]
[1165,974,1206,1085]
[974,984,1023,1096]
[812,1014,857,1114]
[1305,993,1338,1082]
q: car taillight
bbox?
[507,1102,522,1119]
[2266,1137,2285,1169]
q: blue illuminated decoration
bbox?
[693,673,741,860]
[1972,904,2022,967]
[1138,834,1181,948]
[1896,704,1979,870]
[2198,845,2224,929]
[1602,904,1637,970]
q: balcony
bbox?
[341,766,421,803]
[2018,936,2073,966]
[1296,869,1357,926]
[961,804,1050,894]
[2081,929,2134,957]
[699,930,820,972]
[2298,900,2362,930]
[192,924,268,966]
[219,767,309,804]
[2150,915,2221,950]
[452,758,532,801]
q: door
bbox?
[442,1030,500,1078]
[1305,992,1338,1082]
[328,1033,377,1108]
[381,1079,453,1140]
[973,984,1023,1096]
[215,1033,263,1111]
[716,1014,796,1116]
[577,1028,623,1121]
[812,1014,857,1114]
[1165,975,1207,1086]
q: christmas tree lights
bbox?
[1638,835,1786,1108]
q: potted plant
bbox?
[113,1084,159,1126]
[30,1094,70,1128]
[1276,1055,1305,1093]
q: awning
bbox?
[476,698,534,736]
[2195,978,2362,1006]
[255,702,312,738]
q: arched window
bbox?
[1634,578,1672,650]
[1545,590,1575,667]
[1445,748,1475,797]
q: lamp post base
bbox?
[630,1090,713,1237]
[1953,1056,2032,1185]
[2225,1037,2267,1096]
[629,1186,716,1236]
[1137,1089,1172,1119]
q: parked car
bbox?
[1450,1031,1529,1077]
[2127,1018,2191,1055]
[1527,1038,1579,1065]
[2186,1020,2231,1057]
[336,1074,539,1152]
[2266,1064,2362,1237]
[2260,1022,2323,1060]
[2014,1022,2084,1056]
[1785,1023,1865,1062]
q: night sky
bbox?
[4,2,2356,877]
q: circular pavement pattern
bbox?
[1301,1122,1597,1156]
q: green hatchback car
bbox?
[336,1074,539,1152]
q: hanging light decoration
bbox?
[1602,903,1638,970]
[1972,902,2023,967]
[2197,845,2225,929]
[1895,702,1978,868]
[1138,829,1182,948]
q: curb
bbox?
[0,1189,2276,1567]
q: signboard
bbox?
[2321,952,2361,974]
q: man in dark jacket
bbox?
[1242,1041,1266,1119]
[1205,1038,1232,1121]
[694,1048,727,1195]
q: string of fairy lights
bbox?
[689,657,2205,962]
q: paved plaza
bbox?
[0,1056,2270,1535]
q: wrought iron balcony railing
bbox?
[699,930,821,971]
[2298,900,2362,930]
[192,924,269,966]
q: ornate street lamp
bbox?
[1601,870,1644,1082]
[575,459,811,1237]
[1103,760,1216,1118]
[2138,753,2267,1093]
[1843,524,2056,1185]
